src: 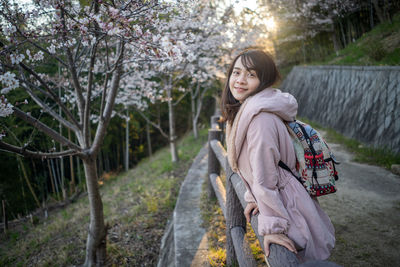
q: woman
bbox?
[222,49,335,262]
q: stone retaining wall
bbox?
[281,65,400,154]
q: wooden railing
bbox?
[207,112,340,267]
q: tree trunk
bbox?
[76,155,82,188]
[370,0,375,29]
[146,122,152,157]
[83,157,107,267]
[18,163,28,214]
[372,0,386,24]
[167,86,178,163]
[50,159,60,199]
[190,88,198,139]
[17,156,41,208]
[68,128,75,193]
[125,110,129,172]
[104,152,110,172]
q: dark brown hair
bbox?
[221,49,280,123]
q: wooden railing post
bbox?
[210,115,221,130]
[225,158,249,266]
[208,129,222,199]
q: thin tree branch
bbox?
[83,41,98,147]
[192,82,201,99]
[90,40,125,155]
[24,39,68,68]
[12,107,82,152]
[20,83,80,133]
[195,87,209,122]
[0,122,22,146]
[0,141,82,159]
[99,73,109,120]
[60,7,85,120]
[137,109,169,139]
[173,91,189,106]
[16,62,81,129]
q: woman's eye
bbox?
[232,71,240,75]
[248,73,256,77]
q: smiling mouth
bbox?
[235,87,247,92]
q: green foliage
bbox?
[310,12,400,66]
[363,41,387,61]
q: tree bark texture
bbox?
[17,156,41,208]
[2,200,8,233]
[146,122,152,157]
[372,0,387,24]
[167,86,178,162]
[125,113,129,172]
[190,89,198,139]
[83,157,107,267]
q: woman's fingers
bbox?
[263,239,270,257]
[244,206,251,222]
[244,203,258,223]
[252,206,259,215]
[264,234,297,258]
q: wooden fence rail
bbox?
[207,112,341,267]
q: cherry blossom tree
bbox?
[0,0,186,265]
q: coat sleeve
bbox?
[244,189,256,203]
[246,112,291,236]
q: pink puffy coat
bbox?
[226,88,335,262]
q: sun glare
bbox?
[230,0,258,14]
[264,17,276,32]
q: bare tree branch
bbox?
[195,86,209,122]
[60,7,85,120]
[25,39,68,68]
[90,40,125,155]
[137,109,169,139]
[173,90,189,106]
[99,73,109,120]
[0,141,82,159]
[15,62,81,129]
[20,83,80,133]
[83,41,99,147]
[12,107,82,152]
[0,122,22,146]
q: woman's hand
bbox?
[263,234,297,257]
[244,202,259,223]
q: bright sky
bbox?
[228,0,259,13]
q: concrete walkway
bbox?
[157,144,209,267]
[318,141,400,266]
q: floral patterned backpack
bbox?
[279,120,339,197]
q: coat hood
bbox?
[226,88,298,172]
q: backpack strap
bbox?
[297,123,319,184]
[278,160,303,184]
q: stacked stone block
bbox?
[281,65,400,154]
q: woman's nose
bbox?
[236,74,246,84]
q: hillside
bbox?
[314,12,400,66]
[0,129,208,266]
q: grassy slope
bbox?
[0,128,208,266]
[313,12,400,66]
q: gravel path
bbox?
[318,142,400,267]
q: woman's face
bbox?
[229,56,260,103]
